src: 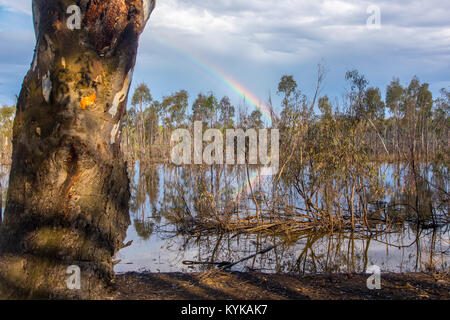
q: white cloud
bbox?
[143,0,450,66]
[4,0,449,65]
[0,0,449,106]
[0,0,31,15]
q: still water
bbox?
[0,163,448,274]
[114,163,449,274]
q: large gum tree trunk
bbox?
[0,0,155,299]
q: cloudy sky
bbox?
[0,0,449,115]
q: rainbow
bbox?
[148,34,276,199]
[149,34,275,124]
[230,166,277,200]
[231,169,260,199]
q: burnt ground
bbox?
[110,271,449,300]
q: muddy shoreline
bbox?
[111,271,449,300]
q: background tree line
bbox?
[118,70,448,165]
[0,70,448,165]
[0,70,447,232]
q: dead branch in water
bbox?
[182,242,280,270]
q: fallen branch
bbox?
[220,244,277,269]
[182,243,280,270]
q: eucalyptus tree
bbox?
[386,78,405,153]
[278,75,300,127]
[249,110,263,128]
[0,105,15,164]
[161,90,188,155]
[433,89,450,156]
[345,69,369,120]
[166,90,189,129]
[132,83,153,157]
[192,93,218,126]
[218,96,235,128]
[0,0,156,299]
[318,96,333,120]
[144,101,160,150]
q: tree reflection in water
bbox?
[121,162,449,274]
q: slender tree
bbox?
[0,106,15,164]
[345,69,368,120]
[249,110,263,128]
[165,90,189,128]
[0,0,155,299]
[131,83,153,158]
[218,96,235,128]
[386,78,405,154]
[192,93,217,125]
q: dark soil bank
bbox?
[111,272,449,300]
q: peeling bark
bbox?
[0,0,155,299]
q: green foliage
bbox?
[277,75,309,128]
[162,90,189,128]
[364,88,385,120]
[249,110,263,128]
[122,71,448,167]
[318,96,332,119]
[345,69,369,119]
[192,93,218,125]
[0,105,15,162]
[131,83,153,107]
[277,75,298,103]
[0,105,15,126]
[218,96,235,128]
[345,69,368,93]
[386,78,405,118]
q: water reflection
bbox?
[0,165,9,223]
[115,163,449,274]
